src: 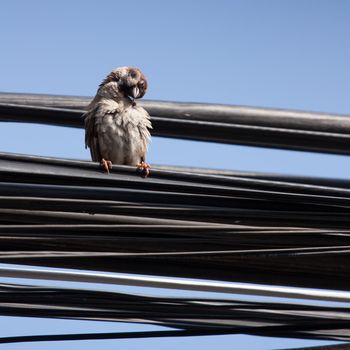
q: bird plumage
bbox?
[83,67,152,170]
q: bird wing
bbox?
[83,99,121,162]
[137,110,152,160]
[83,105,101,162]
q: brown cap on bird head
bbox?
[102,66,148,99]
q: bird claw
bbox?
[137,161,150,178]
[100,159,113,173]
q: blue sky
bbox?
[0,0,349,348]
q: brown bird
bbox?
[83,66,152,177]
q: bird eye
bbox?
[129,70,137,79]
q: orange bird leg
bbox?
[100,158,113,173]
[137,160,151,178]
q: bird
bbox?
[83,66,152,177]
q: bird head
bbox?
[102,67,148,99]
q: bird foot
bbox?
[137,161,150,178]
[100,158,113,173]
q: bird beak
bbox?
[130,86,140,99]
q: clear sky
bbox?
[0,0,349,348]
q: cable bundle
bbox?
[0,93,350,346]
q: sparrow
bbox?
[83,67,152,177]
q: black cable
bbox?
[1,281,350,342]
[2,93,350,153]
